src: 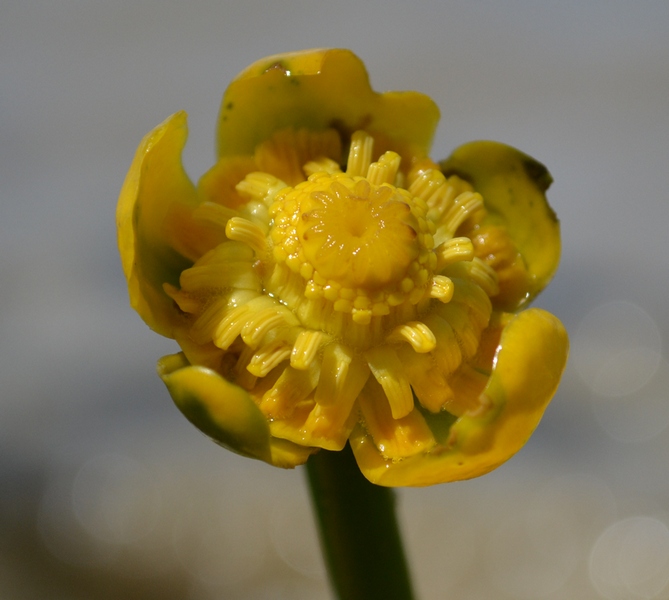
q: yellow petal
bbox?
[440,141,560,310]
[217,49,439,161]
[269,399,357,452]
[350,308,568,486]
[198,155,259,209]
[357,380,436,460]
[117,112,215,338]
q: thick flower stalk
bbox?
[117,49,567,487]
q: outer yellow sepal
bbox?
[158,353,315,468]
[116,112,196,338]
[217,48,440,160]
[440,141,561,310]
[350,308,568,487]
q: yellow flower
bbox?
[117,49,568,486]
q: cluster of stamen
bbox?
[167,128,500,457]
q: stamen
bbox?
[254,128,342,186]
[190,298,230,344]
[449,277,493,330]
[260,363,320,419]
[213,304,251,349]
[397,347,455,413]
[386,321,437,353]
[346,130,374,177]
[421,313,463,374]
[240,200,270,227]
[365,345,414,419]
[192,202,239,229]
[163,283,200,314]
[303,158,342,177]
[290,330,327,370]
[408,167,445,202]
[429,275,454,302]
[234,344,258,390]
[179,261,261,293]
[300,398,358,450]
[435,191,484,243]
[435,237,474,270]
[240,305,298,348]
[367,151,401,186]
[405,157,433,183]
[425,175,474,224]
[225,217,267,255]
[247,339,292,377]
[358,381,436,459]
[426,186,458,223]
[434,303,480,360]
[195,241,255,265]
[209,292,273,349]
[449,257,500,298]
[315,343,370,407]
[236,172,287,204]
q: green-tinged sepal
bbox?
[440,141,560,311]
[158,353,273,461]
[157,353,316,468]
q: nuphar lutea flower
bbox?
[117,49,568,486]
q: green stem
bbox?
[305,444,415,600]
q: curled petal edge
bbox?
[350,308,569,487]
[117,111,200,338]
[157,353,315,468]
[217,48,440,160]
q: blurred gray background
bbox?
[2,1,669,598]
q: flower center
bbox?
[268,169,439,335]
[298,176,418,290]
[256,131,457,342]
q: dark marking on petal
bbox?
[522,158,553,192]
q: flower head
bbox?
[117,49,568,486]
